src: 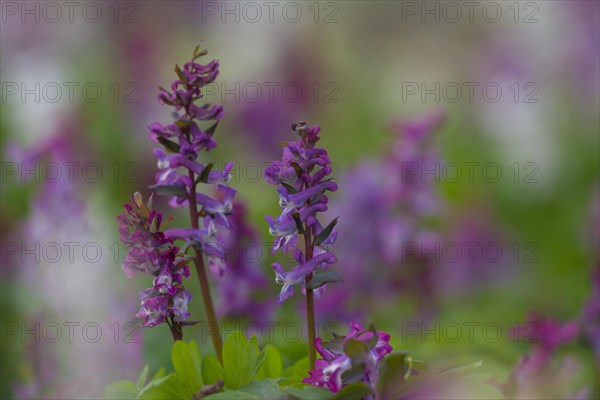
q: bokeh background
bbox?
[1,0,598,398]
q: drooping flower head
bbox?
[264,122,340,303]
[117,192,191,327]
[303,322,393,394]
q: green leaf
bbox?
[197,163,214,184]
[306,271,343,290]
[313,218,338,246]
[202,355,225,385]
[290,162,304,178]
[136,365,150,390]
[138,374,188,400]
[205,121,219,137]
[152,185,187,198]
[104,380,138,400]
[204,390,260,399]
[151,368,166,381]
[281,182,298,194]
[439,361,482,377]
[377,353,429,398]
[157,137,180,153]
[378,353,408,395]
[253,342,268,376]
[343,339,368,363]
[255,345,282,379]
[363,324,379,351]
[171,340,203,396]
[341,364,365,386]
[328,382,371,399]
[279,357,309,386]
[284,385,332,400]
[238,379,285,398]
[321,335,344,356]
[292,212,305,234]
[222,332,257,389]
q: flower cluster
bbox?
[303,322,393,394]
[147,45,236,274]
[264,122,340,303]
[117,193,191,327]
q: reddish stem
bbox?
[187,169,223,362]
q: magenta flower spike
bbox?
[117,192,190,339]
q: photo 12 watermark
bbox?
[400,1,540,24]
[401,82,539,104]
[401,161,540,184]
[1,161,140,184]
[1,1,140,24]
[1,82,139,104]
[201,81,340,104]
[199,1,339,24]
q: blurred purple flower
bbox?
[215,202,273,323]
[320,110,445,321]
[491,312,584,399]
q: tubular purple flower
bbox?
[304,322,393,394]
[118,193,193,331]
[153,266,177,295]
[278,181,338,216]
[194,184,236,228]
[170,290,192,321]
[272,253,337,303]
[135,291,169,327]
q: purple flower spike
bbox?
[264,122,341,304]
[147,46,236,277]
